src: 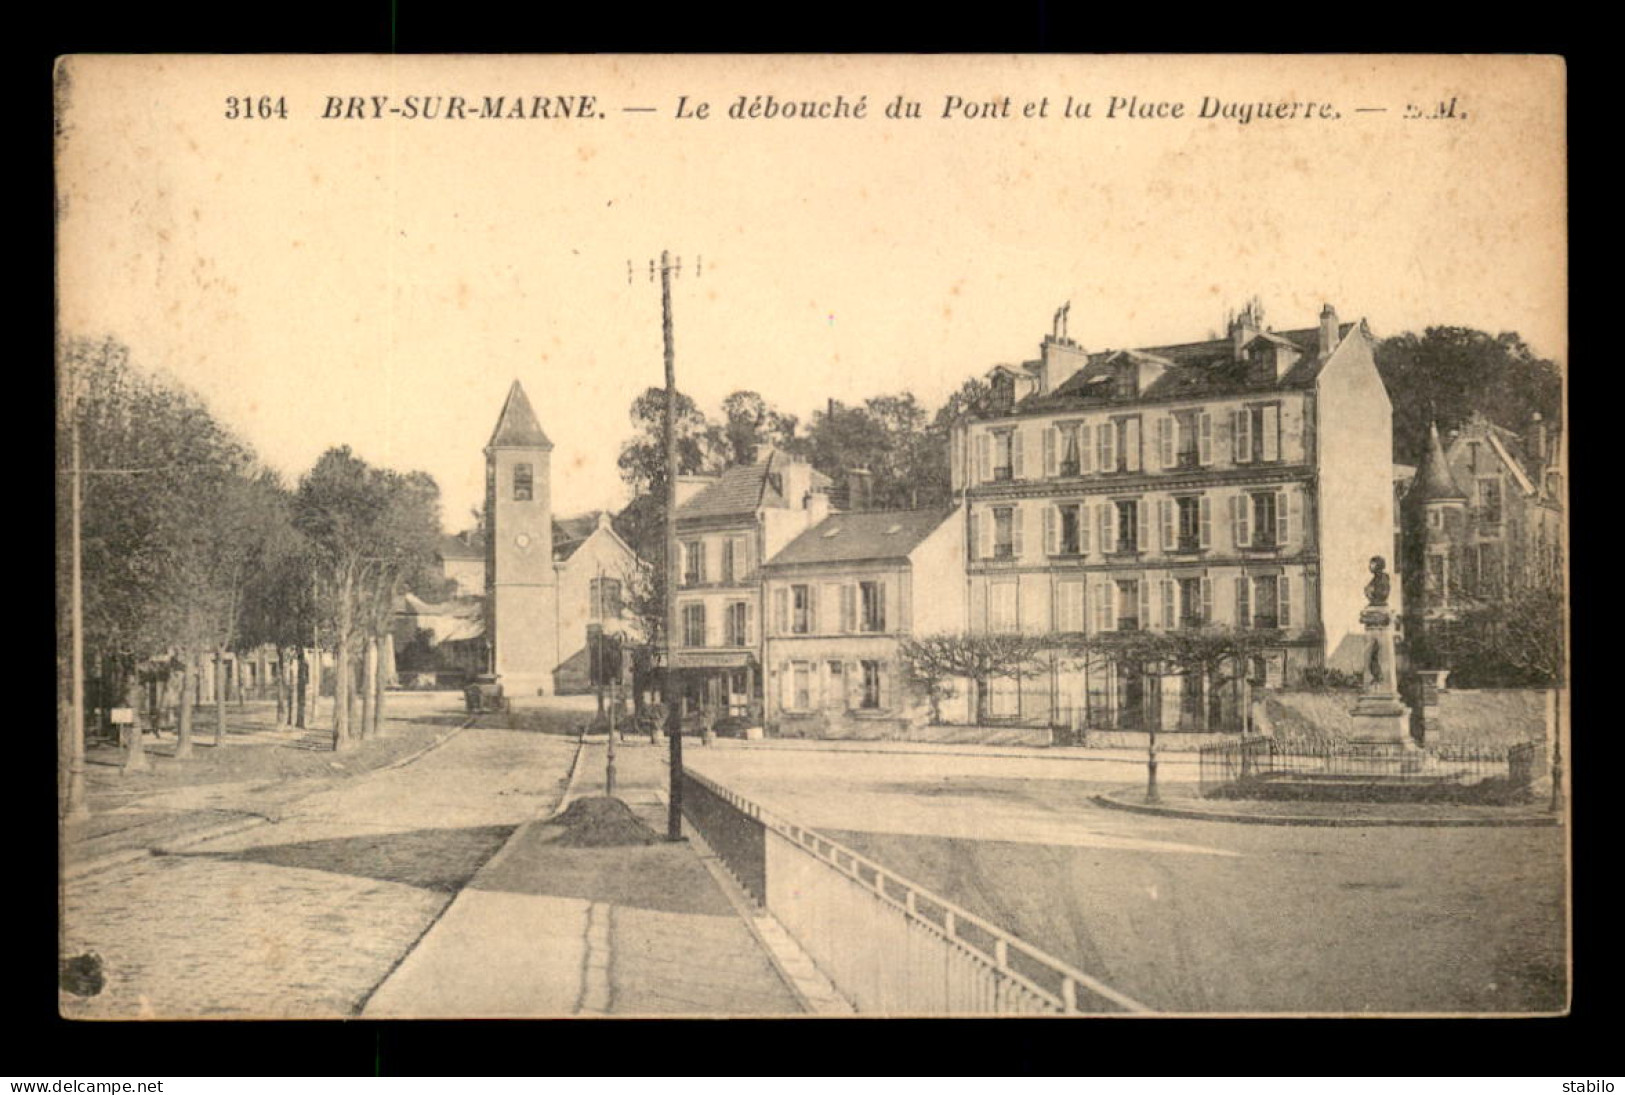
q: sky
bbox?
[57,54,1566,532]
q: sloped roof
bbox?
[765,508,955,568]
[1020,323,1356,412]
[675,454,833,522]
[438,531,485,561]
[677,462,772,520]
[488,380,552,449]
[1413,422,1468,503]
[551,511,603,561]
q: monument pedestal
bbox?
[1347,605,1417,765]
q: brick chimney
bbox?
[1230,300,1262,360]
[1531,412,1547,465]
[1319,303,1340,357]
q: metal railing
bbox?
[682,768,1148,1016]
[1198,738,1542,801]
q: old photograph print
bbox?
[54,54,1568,1019]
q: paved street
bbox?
[686,745,1568,1015]
[60,710,580,1019]
[363,738,801,1017]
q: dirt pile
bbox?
[551,796,659,847]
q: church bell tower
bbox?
[485,380,557,696]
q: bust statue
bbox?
[1364,556,1391,607]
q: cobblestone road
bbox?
[60,722,580,1019]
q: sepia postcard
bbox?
[54,53,1569,1020]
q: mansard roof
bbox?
[1016,322,1357,413]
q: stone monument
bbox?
[1348,556,1416,758]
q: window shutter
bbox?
[1104,583,1118,631]
[1043,427,1057,477]
[1162,579,1175,628]
[1138,580,1151,627]
[879,662,890,709]
[1287,490,1301,548]
[1012,429,1026,479]
[840,584,854,633]
[1078,506,1092,554]
[1235,409,1253,464]
[808,587,820,633]
[1277,490,1290,547]
[976,434,991,483]
[1201,577,1213,622]
[951,429,963,490]
[1160,499,1174,551]
[1200,496,1213,548]
[979,509,993,559]
[1043,506,1057,556]
[1261,405,1281,462]
[1198,412,1213,466]
[877,582,888,632]
[1236,576,1251,627]
[1101,503,1117,554]
[1279,575,1292,627]
[1079,424,1094,473]
[1158,417,1174,469]
[1124,418,1142,472]
[1100,420,1116,472]
[774,588,787,634]
[1236,493,1252,546]
[1012,506,1025,558]
[745,603,754,646]
[779,661,791,709]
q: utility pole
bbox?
[633,251,700,841]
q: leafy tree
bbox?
[898,632,1052,723]
[616,386,725,497]
[720,390,802,466]
[1375,328,1563,465]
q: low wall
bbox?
[773,715,1051,747]
[680,768,1147,1015]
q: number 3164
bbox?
[224,96,288,119]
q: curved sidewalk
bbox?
[1091,786,1562,827]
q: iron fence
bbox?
[1198,737,1543,802]
[681,768,1148,1015]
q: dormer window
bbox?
[1114,361,1137,400]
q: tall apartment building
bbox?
[950,301,1396,730]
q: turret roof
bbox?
[488,380,553,449]
[1413,421,1468,503]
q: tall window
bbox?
[725,601,749,647]
[1252,576,1280,628]
[1103,416,1142,473]
[1251,492,1279,546]
[1235,403,1282,464]
[792,662,811,711]
[721,538,737,584]
[1116,579,1140,631]
[1059,503,1082,555]
[513,463,533,501]
[989,675,1019,718]
[861,660,882,709]
[1477,478,1503,526]
[993,430,1015,480]
[1175,411,1200,467]
[1115,499,1139,553]
[683,540,706,586]
[791,584,813,634]
[1177,496,1202,551]
[1059,422,1083,476]
[1178,577,1205,627]
[993,507,1015,558]
[590,578,622,620]
[682,603,706,647]
[860,581,886,632]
